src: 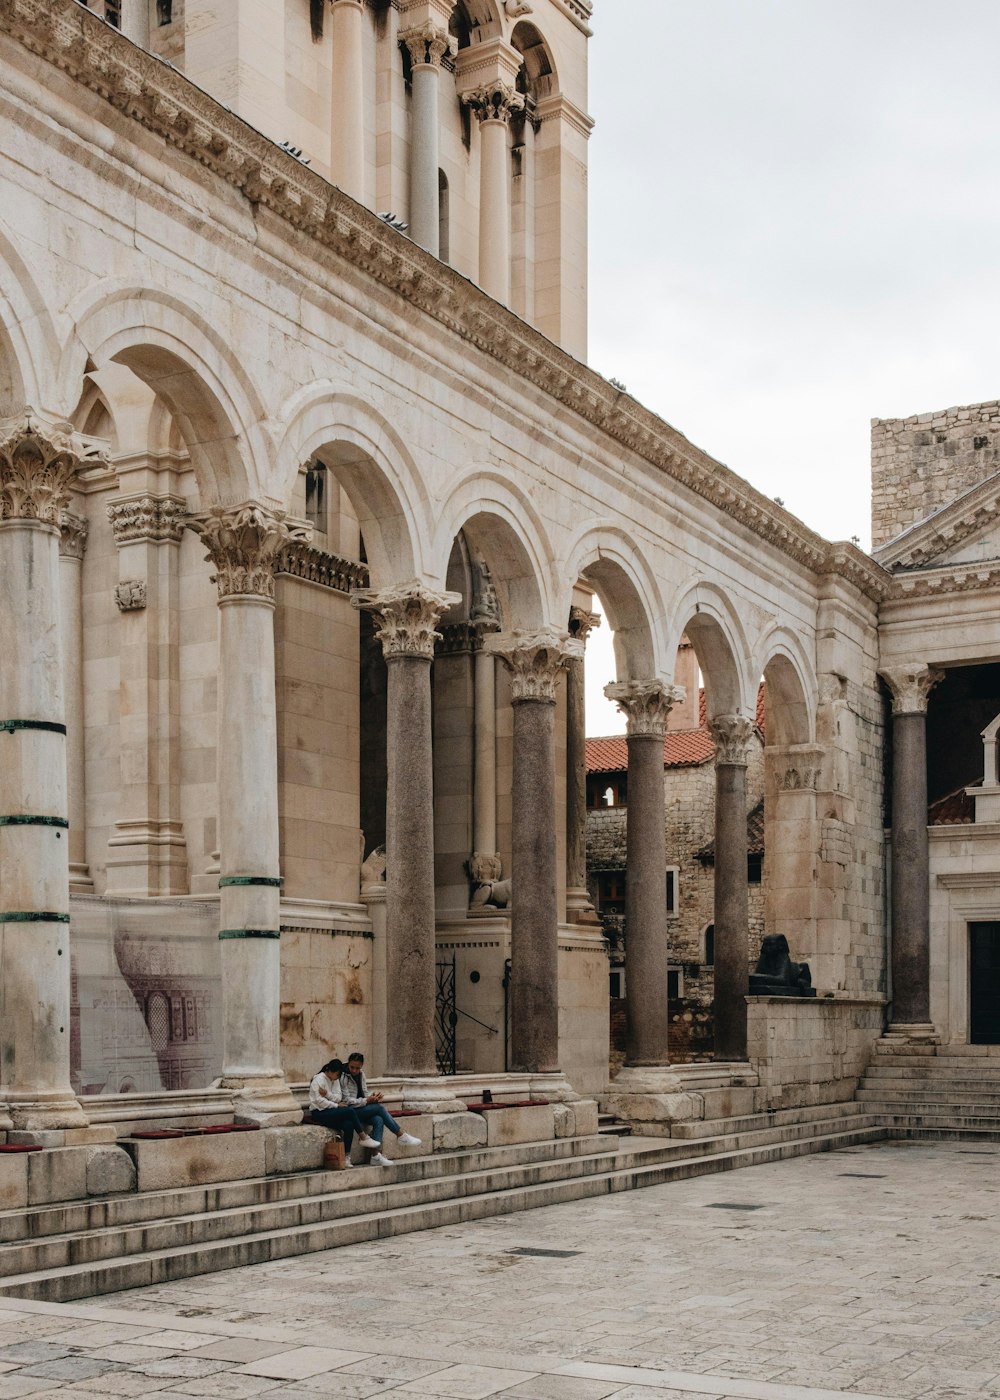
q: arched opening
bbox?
[438,169,451,264]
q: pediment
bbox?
[876,469,1000,571]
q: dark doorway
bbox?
[970,923,1000,1044]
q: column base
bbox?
[105,820,189,896]
[565,888,601,926]
[6,1092,92,1134]
[529,1072,581,1103]
[220,1076,302,1126]
[881,1022,939,1046]
[69,862,94,893]
[394,1077,469,1114]
[600,1063,694,1130]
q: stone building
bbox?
[0,0,918,1149]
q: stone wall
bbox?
[748,996,885,1108]
[279,926,374,1083]
[871,401,1000,547]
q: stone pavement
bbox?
[0,1140,998,1400]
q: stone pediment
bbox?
[875,468,1000,572]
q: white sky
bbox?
[583,0,1000,735]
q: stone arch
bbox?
[755,629,816,748]
[666,581,754,720]
[58,282,272,506]
[0,226,62,415]
[511,20,558,100]
[433,471,554,630]
[450,0,504,47]
[564,523,666,683]
[273,383,429,586]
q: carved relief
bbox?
[568,605,602,648]
[0,419,81,525]
[879,664,944,716]
[470,560,502,637]
[115,578,147,612]
[59,509,89,560]
[708,713,756,766]
[486,628,583,703]
[352,582,461,660]
[467,852,502,885]
[399,22,452,67]
[187,502,311,601]
[464,84,525,125]
[275,539,368,593]
[107,494,187,545]
[604,679,685,738]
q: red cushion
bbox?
[0,1143,43,1153]
[130,1130,187,1139]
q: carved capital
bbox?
[879,664,944,716]
[470,560,502,637]
[0,418,83,527]
[568,605,602,648]
[108,493,187,545]
[353,581,461,659]
[187,502,311,601]
[400,21,451,67]
[708,713,756,766]
[605,679,685,739]
[115,578,147,612]
[59,509,89,560]
[485,627,583,703]
[464,83,525,125]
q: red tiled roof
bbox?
[587,684,765,775]
[928,785,975,825]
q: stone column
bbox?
[565,606,601,921]
[486,629,582,1073]
[605,681,685,1066]
[400,15,450,255]
[465,84,524,304]
[59,510,92,892]
[879,664,943,1041]
[469,561,501,891]
[353,583,460,1077]
[120,0,150,47]
[0,419,89,1133]
[708,714,756,1063]
[106,494,188,895]
[330,0,366,202]
[188,503,310,1125]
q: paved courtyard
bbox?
[0,1140,998,1400]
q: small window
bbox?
[597,871,626,915]
[609,971,622,999]
[438,170,450,264]
[158,0,173,23]
[305,462,327,535]
[603,785,615,807]
[747,853,763,885]
[666,865,679,917]
[667,968,683,999]
[703,922,715,967]
[105,0,122,26]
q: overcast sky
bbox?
[583,0,1000,734]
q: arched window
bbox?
[703,923,715,968]
[438,170,450,264]
[305,461,327,535]
[144,991,170,1052]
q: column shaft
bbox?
[714,761,749,1061]
[59,518,91,890]
[473,648,498,860]
[890,710,931,1025]
[510,697,559,1072]
[479,118,512,303]
[330,0,366,201]
[564,656,587,896]
[625,732,670,1064]
[409,63,440,254]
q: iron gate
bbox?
[434,954,457,1075]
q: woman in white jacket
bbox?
[308,1058,380,1165]
[339,1052,422,1166]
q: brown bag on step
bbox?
[323,1137,346,1170]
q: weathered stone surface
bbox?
[0,1154,29,1210]
[552,1103,575,1138]
[481,1104,554,1146]
[121,1133,267,1192]
[431,1112,487,1152]
[263,1125,332,1175]
[602,1091,700,1124]
[571,1099,599,1136]
[27,1146,88,1205]
[85,1145,136,1196]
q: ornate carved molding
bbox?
[879,664,944,716]
[187,503,311,601]
[485,628,583,703]
[463,83,525,124]
[568,605,601,648]
[399,21,451,67]
[107,493,187,544]
[0,0,889,603]
[59,509,89,559]
[889,561,1000,598]
[708,713,756,766]
[275,539,369,593]
[604,680,685,739]
[0,417,82,526]
[115,578,147,611]
[352,582,461,660]
[437,621,475,655]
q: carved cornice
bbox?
[708,714,756,766]
[437,621,475,655]
[352,582,461,660]
[568,605,601,648]
[485,628,583,703]
[463,83,525,124]
[187,502,311,601]
[275,539,369,593]
[59,509,89,559]
[889,562,1000,598]
[0,0,889,603]
[107,493,187,545]
[0,416,85,526]
[604,680,685,739]
[879,664,944,717]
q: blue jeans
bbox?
[353,1102,402,1145]
[310,1105,368,1154]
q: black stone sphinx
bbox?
[749,933,816,998]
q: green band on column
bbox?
[0,911,71,923]
[218,928,281,940]
[218,875,283,888]
[0,815,69,829]
[0,720,67,736]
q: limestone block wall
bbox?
[279,926,374,1082]
[871,401,1000,547]
[557,932,609,1098]
[747,995,884,1108]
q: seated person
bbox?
[308,1058,380,1167]
[340,1051,422,1167]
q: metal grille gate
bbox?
[434,953,457,1076]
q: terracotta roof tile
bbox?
[928,785,975,825]
[586,683,765,775]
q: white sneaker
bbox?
[358,1134,380,1149]
[370,1152,393,1167]
[343,1159,353,1169]
[397,1133,422,1147]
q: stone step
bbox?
[874,1042,1000,1058]
[597,1113,632,1138]
[670,1101,865,1140]
[869,1054,1000,1071]
[0,1123,886,1302]
[863,1064,1000,1081]
[858,1085,1000,1104]
[858,1107,1000,1131]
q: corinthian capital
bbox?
[486,628,584,703]
[0,417,83,527]
[708,713,756,766]
[605,680,685,739]
[353,581,462,660]
[879,663,944,716]
[187,502,311,601]
[568,605,602,648]
[59,509,89,560]
[464,83,525,125]
[108,493,187,545]
[399,21,451,67]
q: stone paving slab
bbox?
[0,1143,998,1399]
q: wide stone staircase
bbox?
[856,1042,1000,1139]
[0,1104,884,1303]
